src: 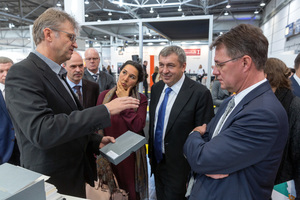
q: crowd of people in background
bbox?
[1,7,300,200]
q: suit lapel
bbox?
[29,53,79,111]
[165,77,194,135]
[213,81,272,136]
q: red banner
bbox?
[184,49,201,56]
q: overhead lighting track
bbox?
[109,0,193,8]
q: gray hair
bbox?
[159,46,186,66]
[32,8,79,45]
[0,56,13,64]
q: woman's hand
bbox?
[116,81,132,97]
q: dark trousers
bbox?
[154,157,187,200]
[143,81,148,98]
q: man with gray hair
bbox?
[148,45,214,200]
[0,56,20,166]
[5,8,139,197]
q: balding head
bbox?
[64,51,84,84]
[84,48,100,74]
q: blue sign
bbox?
[285,23,294,38]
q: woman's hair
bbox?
[120,60,144,83]
[154,66,159,73]
[265,58,291,90]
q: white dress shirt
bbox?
[154,74,185,153]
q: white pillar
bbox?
[64,0,85,24]
[138,21,143,94]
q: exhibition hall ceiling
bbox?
[0,0,270,49]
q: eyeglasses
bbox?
[49,28,76,43]
[85,57,99,61]
[215,55,244,68]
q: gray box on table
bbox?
[99,130,147,165]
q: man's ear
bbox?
[242,55,252,72]
[43,28,53,42]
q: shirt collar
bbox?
[234,78,267,106]
[33,50,62,75]
[162,73,185,95]
[66,76,82,88]
[0,83,4,93]
[87,68,100,76]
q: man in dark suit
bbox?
[148,46,214,200]
[63,51,99,108]
[291,53,300,97]
[83,48,115,94]
[0,56,20,165]
[5,8,139,198]
[183,24,289,200]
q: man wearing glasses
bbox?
[183,24,289,199]
[5,8,139,198]
[83,48,115,94]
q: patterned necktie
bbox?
[92,74,98,81]
[154,87,172,163]
[73,85,83,106]
[212,97,235,138]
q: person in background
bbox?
[196,64,205,84]
[291,54,300,97]
[183,24,289,200]
[143,60,149,99]
[107,65,113,76]
[149,46,214,200]
[5,8,139,198]
[0,56,20,165]
[211,76,230,114]
[265,57,300,199]
[63,51,99,108]
[83,48,115,94]
[96,60,148,200]
[152,66,160,84]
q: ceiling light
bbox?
[56,1,61,7]
[9,23,15,29]
[182,13,185,17]
[224,11,229,16]
[254,10,259,14]
[156,14,160,18]
[97,19,101,22]
[160,42,166,45]
[134,35,137,37]
[150,7,154,13]
[119,17,123,20]
[85,14,89,17]
[84,0,89,4]
[108,12,112,16]
[4,6,8,11]
[260,2,266,6]
[178,5,182,12]
[147,42,153,45]
[226,4,231,9]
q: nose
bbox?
[213,67,219,76]
[124,74,129,81]
[72,41,78,48]
[160,66,169,74]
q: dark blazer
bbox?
[83,68,115,94]
[82,79,99,108]
[5,53,111,198]
[0,91,15,164]
[148,76,214,198]
[183,81,289,200]
[290,75,300,97]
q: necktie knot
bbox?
[92,74,98,81]
[73,85,83,106]
[165,87,172,95]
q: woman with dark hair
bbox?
[96,60,148,200]
[265,58,300,199]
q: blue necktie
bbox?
[154,87,172,163]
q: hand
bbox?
[105,96,139,115]
[116,81,132,97]
[193,124,207,136]
[205,174,229,179]
[99,136,115,148]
